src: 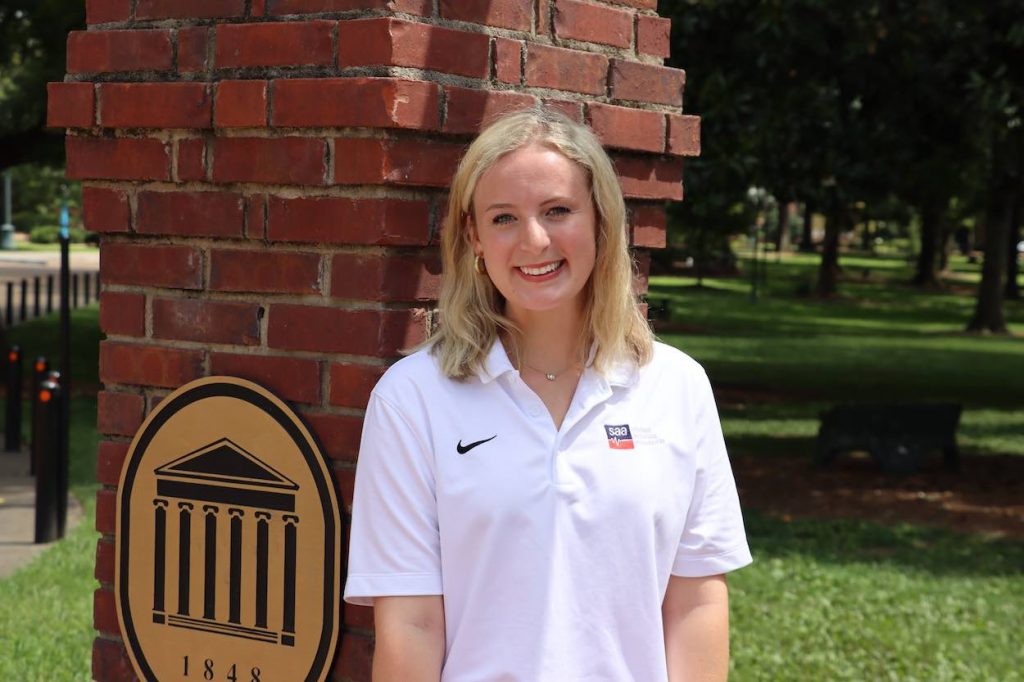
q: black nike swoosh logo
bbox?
[457,435,497,454]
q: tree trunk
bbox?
[967,185,1014,333]
[1005,192,1021,300]
[775,200,790,256]
[799,201,815,252]
[816,209,842,296]
[911,202,944,287]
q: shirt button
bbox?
[529,406,542,417]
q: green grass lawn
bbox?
[1,258,1022,680]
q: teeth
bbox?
[520,261,562,276]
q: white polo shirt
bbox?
[344,339,752,681]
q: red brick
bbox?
[246,195,266,239]
[335,467,356,511]
[345,602,375,630]
[269,0,431,13]
[136,191,244,238]
[443,86,537,134]
[67,30,173,73]
[272,78,440,130]
[554,0,633,48]
[100,341,205,388]
[95,489,116,535]
[267,196,430,245]
[637,15,671,58]
[94,587,119,636]
[66,137,170,181]
[99,291,144,337]
[525,43,608,95]
[304,413,364,462]
[96,440,130,486]
[269,305,427,355]
[331,252,441,301]
[339,19,489,79]
[614,155,684,200]
[333,138,464,187]
[86,0,131,24]
[177,138,207,181]
[494,38,522,85]
[211,249,320,294]
[101,243,202,290]
[177,26,210,73]
[544,98,583,122]
[586,102,664,153]
[667,114,701,156]
[216,21,335,68]
[98,390,144,437]
[631,204,666,248]
[82,187,130,234]
[440,0,531,31]
[332,630,373,680]
[253,0,268,13]
[210,353,321,404]
[136,0,245,19]
[95,537,115,584]
[152,298,261,346]
[92,638,136,682]
[610,59,685,106]
[93,638,136,682]
[46,83,94,128]
[211,137,327,185]
[215,80,268,128]
[98,83,212,129]
[330,362,386,409]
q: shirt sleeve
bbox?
[343,392,443,606]
[671,366,753,577]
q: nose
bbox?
[520,216,551,253]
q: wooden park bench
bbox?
[815,403,962,475]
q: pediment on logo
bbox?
[155,438,298,491]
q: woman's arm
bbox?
[662,574,731,682]
[373,595,446,682]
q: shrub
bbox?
[28,226,90,244]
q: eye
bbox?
[547,206,571,217]
[492,213,516,225]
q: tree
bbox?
[0,0,84,173]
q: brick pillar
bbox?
[47,1,696,679]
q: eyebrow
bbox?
[483,196,575,212]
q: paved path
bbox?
[0,444,83,580]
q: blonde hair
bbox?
[427,104,653,379]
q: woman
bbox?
[344,106,752,681]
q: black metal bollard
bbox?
[46,274,54,314]
[71,273,79,309]
[4,281,12,326]
[29,357,48,476]
[83,273,91,305]
[33,373,64,543]
[19,278,27,322]
[33,276,40,318]
[5,346,22,452]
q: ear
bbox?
[466,212,482,257]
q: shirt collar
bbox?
[476,336,638,388]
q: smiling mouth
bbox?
[517,260,564,276]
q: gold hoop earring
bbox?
[474,255,486,275]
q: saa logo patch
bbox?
[604,424,634,450]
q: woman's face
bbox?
[470,143,598,322]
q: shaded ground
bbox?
[733,450,1024,539]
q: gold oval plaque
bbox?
[116,377,341,682]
